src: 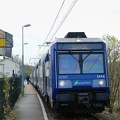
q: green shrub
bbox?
[3,76,16,120]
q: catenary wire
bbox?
[37,0,78,59]
[36,0,66,58]
[43,0,66,44]
[49,0,78,42]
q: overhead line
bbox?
[49,0,78,42]
[37,0,78,58]
[43,0,66,44]
[36,0,65,58]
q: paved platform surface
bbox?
[14,82,46,120]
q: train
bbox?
[30,32,110,113]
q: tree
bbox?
[12,55,21,65]
[12,55,32,76]
[103,34,120,108]
[24,64,32,77]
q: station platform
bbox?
[14,81,48,120]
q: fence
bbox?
[0,78,4,119]
[0,76,21,119]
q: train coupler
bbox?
[78,93,89,104]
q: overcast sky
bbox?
[0,0,120,64]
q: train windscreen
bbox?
[58,53,104,74]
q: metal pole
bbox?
[21,24,31,96]
[22,26,24,96]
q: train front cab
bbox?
[50,38,110,113]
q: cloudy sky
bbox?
[0,0,120,64]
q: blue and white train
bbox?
[30,32,110,113]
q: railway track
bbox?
[58,112,100,120]
[39,93,100,120]
[37,86,117,120]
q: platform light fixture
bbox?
[22,24,31,96]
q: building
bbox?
[0,29,13,58]
[0,58,20,78]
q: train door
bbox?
[42,60,47,97]
[43,53,50,98]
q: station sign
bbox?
[0,38,6,47]
[0,29,13,57]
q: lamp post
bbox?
[22,24,31,96]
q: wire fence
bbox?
[0,76,21,119]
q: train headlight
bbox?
[58,80,72,88]
[92,79,106,87]
[59,81,65,86]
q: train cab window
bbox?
[59,54,80,74]
[83,54,104,73]
[58,53,104,74]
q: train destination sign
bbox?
[57,43,103,50]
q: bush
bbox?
[3,76,16,120]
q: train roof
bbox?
[52,38,104,44]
